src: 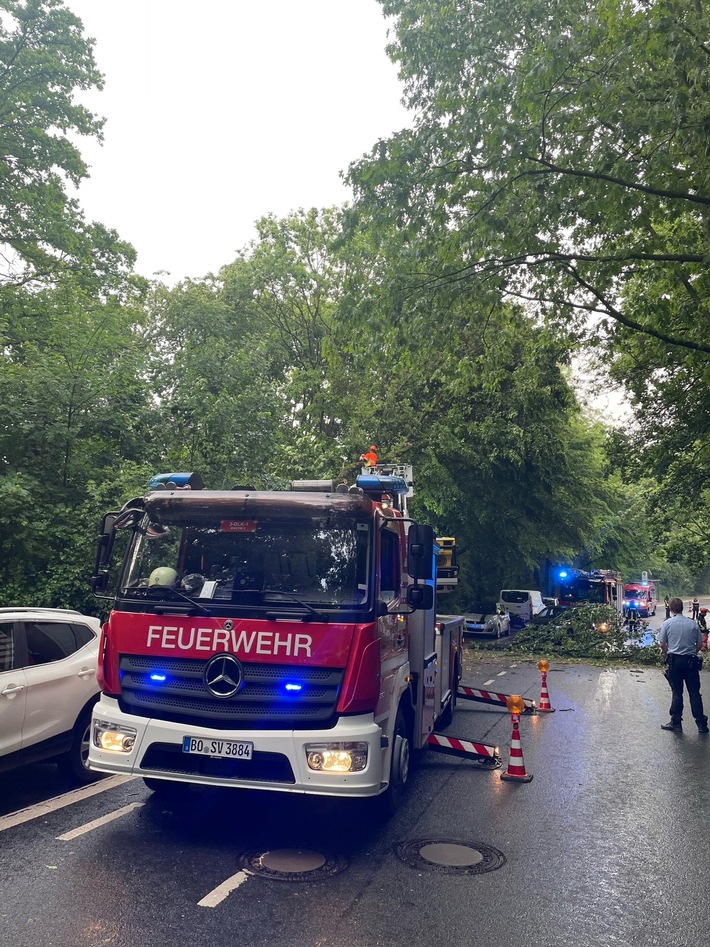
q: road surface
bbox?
[2,637,710,947]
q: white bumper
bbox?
[88,696,385,797]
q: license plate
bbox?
[182,736,253,759]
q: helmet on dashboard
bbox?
[149,566,177,587]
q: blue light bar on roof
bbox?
[148,472,204,490]
[356,475,409,496]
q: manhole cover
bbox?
[238,848,348,882]
[396,839,506,875]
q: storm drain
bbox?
[238,848,348,882]
[396,839,506,875]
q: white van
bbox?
[498,589,545,623]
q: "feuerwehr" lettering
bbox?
[146,625,312,657]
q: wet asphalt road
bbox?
[2,611,710,947]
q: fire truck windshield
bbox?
[121,511,370,610]
[561,578,607,604]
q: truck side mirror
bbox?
[407,583,434,610]
[93,513,118,572]
[407,524,435,580]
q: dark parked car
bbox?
[529,605,571,627]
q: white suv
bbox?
[0,608,102,783]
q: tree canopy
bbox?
[0,0,134,286]
[0,0,706,610]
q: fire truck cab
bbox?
[88,471,467,812]
[555,568,623,613]
[623,582,657,618]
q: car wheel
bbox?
[57,708,102,785]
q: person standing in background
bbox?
[664,594,671,619]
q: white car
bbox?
[0,608,102,783]
[463,601,511,638]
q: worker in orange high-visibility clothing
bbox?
[359,445,378,467]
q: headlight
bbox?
[93,719,137,753]
[305,742,368,773]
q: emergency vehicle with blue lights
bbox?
[87,466,481,811]
[622,581,657,618]
[554,567,623,613]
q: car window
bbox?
[0,621,15,671]
[501,591,530,604]
[24,621,83,665]
[468,602,497,613]
[72,622,96,648]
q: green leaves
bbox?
[0,0,123,285]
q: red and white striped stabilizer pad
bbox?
[500,718,533,782]
[458,685,537,714]
[426,732,501,766]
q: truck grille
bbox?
[118,655,343,730]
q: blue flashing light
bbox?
[284,682,303,693]
[149,672,167,682]
[557,569,569,580]
[148,472,204,490]
[356,474,409,496]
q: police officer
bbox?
[664,594,671,620]
[659,597,708,733]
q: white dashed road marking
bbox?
[56,802,144,840]
[198,870,252,907]
[0,775,137,833]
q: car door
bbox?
[21,619,99,750]
[0,621,27,758]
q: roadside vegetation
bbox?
[0,0,708,611]
[468,605,665,665]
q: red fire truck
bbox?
[88,470,493,812]
[622,581,657,618]
[555,568,623,613]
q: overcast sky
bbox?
[64,0,411,282]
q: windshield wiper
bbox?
[143,585,211,616]
[262,592,330,622]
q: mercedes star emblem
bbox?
[204,654,243,699]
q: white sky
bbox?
[64,0,410,282]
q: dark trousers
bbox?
[665,607,671,619]
[666,654,707,726]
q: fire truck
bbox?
[554,568,623,613]
[88,468,495,812]
[622,581,657,618]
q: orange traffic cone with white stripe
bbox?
[500,697,533,782]
[537,659,555,712]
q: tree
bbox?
[144,275,290,487]
[352,0,709,353]
[0,274,153,606]
[347,0,710,581]
[0,0,133,285]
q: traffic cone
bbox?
[537,660,556,713]
[500,714,533,782]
